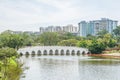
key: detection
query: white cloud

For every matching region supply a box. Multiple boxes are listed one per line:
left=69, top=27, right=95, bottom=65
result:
left=0, top=0, right=120, bottom=32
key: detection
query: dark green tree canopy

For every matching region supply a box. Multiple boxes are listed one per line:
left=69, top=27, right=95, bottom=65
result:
left=97, top=29, right=108, bottom=38
left=0, top=31, right=24, bottom=49
left=38, top=32, right=59, bottom=46
left=58, top=39, right=78, bottom=46
left=113, top=26, right=120, bottom=36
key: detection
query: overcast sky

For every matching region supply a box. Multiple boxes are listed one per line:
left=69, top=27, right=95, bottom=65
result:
left=0, top=0, right=120, bottom=32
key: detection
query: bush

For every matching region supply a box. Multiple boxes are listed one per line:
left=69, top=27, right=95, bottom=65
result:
left=88, top=40, right=106, bottom=54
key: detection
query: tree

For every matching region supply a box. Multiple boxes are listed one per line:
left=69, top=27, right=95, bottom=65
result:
left=97, top=29, right=108, bottom=38
left=19, top=33, right=34, bottom=46
left=113, top=26, right=120, bottom=36
left=0, top=47, right=22, bottom=80
left=0, top=47, right=18, bottom=59
left=88, top=40, right=106, bottom=54
left=86, top=34, right=96, bottom=40
left=77, top=39, right=92, bottom=48
left=58, top=39, right=78, bottom=46
left=107, top=39, right=117, bottom=48
left=102, top=34, right=116, bottom=48
left=113, top=26, right=120, bottom=43
left=38, top=32, right=59, bottom=46
left=0, top=32, right=24, bottom=50
left=57, top=32, right=77, bottom=41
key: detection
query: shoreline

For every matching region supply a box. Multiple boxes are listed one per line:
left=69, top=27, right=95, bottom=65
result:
left=88, top=53, right=120, bottom=59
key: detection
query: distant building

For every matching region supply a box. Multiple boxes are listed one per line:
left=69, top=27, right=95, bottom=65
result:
left=78, top=18, right=118, bottom=37
left=62, top=24, right=78, bottom=34
left=39, top=27, right=46, bottom=34
left=24, top=31, right=34, bottom=35
left=78, top=21, right=87, bottom=36
left=55, top=26, right=62, bottom=32
left=13, top=31, right=23, bottom=34
left=39, top=25, right=78, bottom=35
left=46, top=26, right=55, bottom=32
left=12, top=31, right=40, bottom=35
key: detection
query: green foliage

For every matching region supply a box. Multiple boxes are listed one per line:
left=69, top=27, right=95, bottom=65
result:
left=86, top=34, right=96, bottom=40
left=101, top=34, right=117, bottom=48
left=64, top=32, right=76, bottom=39
left=4, top=59, right=22, bottom=80
left=0, top=59, right=22, bottom=80
left=0, top=47, right=22, bottom=80
left=107, top=39, right=117, bottom=48
left=57, top=32, right=79, bottom=40
left=113, top=26, right=120, bottom=42
left=0, top=32, right=24, bottom=49
left=0, top=47, right=18, bottom=59
left=77, top=40, right=92, bottom=48
left=113, top=26, right=120, bottom=36
left=38, top=32, right=59, bottom=46
left=58, top=39, right=78, bottom=46
left=77, top=33, right=117, bottom=54
left=19, top=33, right=34, bottom=46
left=77, top=39, right=106, bottom=54
left=116, top=36, right=120, bottom=43
left=97, top=29, right=108, bottom=38
left=88, top=40, right=106, bottom=54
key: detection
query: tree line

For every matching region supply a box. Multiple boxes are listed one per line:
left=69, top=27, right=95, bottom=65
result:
left=0, top=26, right=120, bottom=53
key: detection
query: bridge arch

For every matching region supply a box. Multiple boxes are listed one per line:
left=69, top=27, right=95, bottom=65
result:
left=60, top=49, right=64, bottom=55
left=25, top=52, right=29, bottom=55
left=55, top=49, right=59, bottom=55
left=49, top=50, right=53, bottom=55
left=77, top=50, right=80, bottom=56
left=66, top=50, right=70, bottom=55
left=71, top=50, right=75, bottom=55
left=37, top=50, right=41, bottom=56
left=82, top=51, right=85, bottom=55
left=43, top=50, right=47, bottom=55
left=87, top=51, right=91, bottom=54
left=20, top=52, right=23, bottom=56
left=31, top=51, right=35, bottom=55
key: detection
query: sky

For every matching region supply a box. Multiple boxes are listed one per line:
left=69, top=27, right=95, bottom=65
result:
left=0, top=0, right=120, bottom=33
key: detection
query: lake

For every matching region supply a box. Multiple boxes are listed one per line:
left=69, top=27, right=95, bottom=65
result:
left=20, top=55, right=120, bottom=80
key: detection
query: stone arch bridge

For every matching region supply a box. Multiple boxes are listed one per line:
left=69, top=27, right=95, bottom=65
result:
left=18, top=46, right=89, bottom=56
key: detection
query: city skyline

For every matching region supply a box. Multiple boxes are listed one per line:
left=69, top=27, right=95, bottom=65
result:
left=78, top=18, right=118, bottom=36
left=0, top=0, right=120, bottom=32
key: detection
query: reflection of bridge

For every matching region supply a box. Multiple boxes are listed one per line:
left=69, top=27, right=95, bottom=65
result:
left=18, top=46, right=89, bottom=56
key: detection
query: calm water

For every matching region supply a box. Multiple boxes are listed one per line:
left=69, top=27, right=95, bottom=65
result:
left=20, top=55, right=120, bottom=80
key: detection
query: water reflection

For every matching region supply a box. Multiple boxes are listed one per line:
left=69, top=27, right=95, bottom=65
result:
left=20, top=56, right=120, bottom=80
left=79, top=59, right=120, bottom=65
left=78, top=59, right=120, bottom=80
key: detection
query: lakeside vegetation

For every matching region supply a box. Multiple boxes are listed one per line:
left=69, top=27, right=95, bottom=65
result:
left=0, top=48, right=22, bottom=80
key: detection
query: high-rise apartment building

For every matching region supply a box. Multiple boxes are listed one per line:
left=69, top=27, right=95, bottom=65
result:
left=39, top=25, right=78, bottom=35
left=78, top=21, right=87, bottom=36
left=62, top=24, right=78, bottom=33
left=78, top=18, right=118, bottom=37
